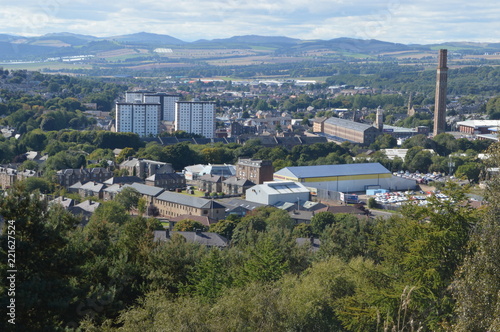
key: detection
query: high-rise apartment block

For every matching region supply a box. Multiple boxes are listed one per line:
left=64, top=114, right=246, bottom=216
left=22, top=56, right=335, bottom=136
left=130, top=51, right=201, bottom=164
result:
left=125, top=91, right=179, bottom=121
left=116, top=102, right=161, bottom=137
left=433, top=49, right=448, bottom=136
left=175, top=101, right=215, bottom=138
left=143, top=92, right=179, bottom=121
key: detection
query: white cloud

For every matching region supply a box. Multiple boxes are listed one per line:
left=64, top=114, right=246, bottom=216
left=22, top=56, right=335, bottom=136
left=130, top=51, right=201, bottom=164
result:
left=0, top=0, right=499, bottom=43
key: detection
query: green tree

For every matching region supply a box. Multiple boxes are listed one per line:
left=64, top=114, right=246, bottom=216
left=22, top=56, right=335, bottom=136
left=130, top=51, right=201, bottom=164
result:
left=452, top=143, right=500, bottom=331
left=455, top=162, right=482, bottom=183
left=173, top=219, right=208, bottom=232
left=310, top=211, right=337, bottom=235
left=0, top=185, right=80, bottom=330
left=22, top=177, right=53, bottom=194
left=115, top=187, right=141, bottom=211
left=185, top=249, right=231, bottom=301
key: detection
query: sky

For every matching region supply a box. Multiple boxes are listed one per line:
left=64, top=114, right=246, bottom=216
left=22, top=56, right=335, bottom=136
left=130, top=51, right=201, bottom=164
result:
left=1, top=0, right=499, bottom=44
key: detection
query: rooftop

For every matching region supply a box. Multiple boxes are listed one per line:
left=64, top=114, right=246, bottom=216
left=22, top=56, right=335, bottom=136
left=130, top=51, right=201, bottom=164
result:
left=274, top=163, right=390, bottom=179
left=324, top=117, right=376, bottom=132
left=156, top=191, right=225, bottom=209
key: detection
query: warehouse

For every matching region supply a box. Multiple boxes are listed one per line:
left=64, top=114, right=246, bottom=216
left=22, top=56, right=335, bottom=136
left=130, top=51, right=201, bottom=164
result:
left=245, top=181, right=310, bottom=206
left=273, top=163, right=417, bottom=193
left=313, top=117, right=380, bottom=145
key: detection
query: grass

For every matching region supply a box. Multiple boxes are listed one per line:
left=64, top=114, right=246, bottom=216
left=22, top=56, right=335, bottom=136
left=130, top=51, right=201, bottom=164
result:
left=176, top=189, right=207, bottom=198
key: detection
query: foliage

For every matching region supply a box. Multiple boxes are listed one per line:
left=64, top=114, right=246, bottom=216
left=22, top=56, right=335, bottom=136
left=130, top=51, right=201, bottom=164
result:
left=115, top=187, right=141, bottom=211
left=173, top=219, right=208, bottom=232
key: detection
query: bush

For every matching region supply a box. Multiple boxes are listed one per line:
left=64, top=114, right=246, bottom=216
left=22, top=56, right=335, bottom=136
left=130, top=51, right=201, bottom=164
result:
left=367, top=197, right=377, bottom=209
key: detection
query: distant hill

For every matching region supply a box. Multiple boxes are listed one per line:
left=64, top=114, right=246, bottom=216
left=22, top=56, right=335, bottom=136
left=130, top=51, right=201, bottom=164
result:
left=103, top=32, right=186, bottom=45
left=200, top=35, right=301, bottom=45
left=0, top=34, right=20, bottom=42
left=1, top=32, right=500, bottom=62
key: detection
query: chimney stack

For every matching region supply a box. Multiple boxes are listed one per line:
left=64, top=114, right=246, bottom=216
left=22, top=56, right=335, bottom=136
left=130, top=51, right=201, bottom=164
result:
left=433, top=49, right=448, bottom=136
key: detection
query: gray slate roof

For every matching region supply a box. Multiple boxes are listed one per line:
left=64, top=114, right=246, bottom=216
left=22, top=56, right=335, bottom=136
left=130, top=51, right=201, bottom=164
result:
left=325, top=117, right=376, bottom=132
left=156, top=191, right=225, bottom=209
left=104, top=176, right=143, bottom=185
left=153, top=230, right=229, bottom=247
left=122, top=183, right=165, bottom=197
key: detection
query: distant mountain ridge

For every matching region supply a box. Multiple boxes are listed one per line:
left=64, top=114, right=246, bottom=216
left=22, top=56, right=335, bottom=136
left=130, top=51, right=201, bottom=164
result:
left=1, top=31, right=499, bottom=60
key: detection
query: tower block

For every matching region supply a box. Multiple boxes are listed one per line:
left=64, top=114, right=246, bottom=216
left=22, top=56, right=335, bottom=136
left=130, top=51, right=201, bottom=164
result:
left=433, top=49, right=448, bottom=136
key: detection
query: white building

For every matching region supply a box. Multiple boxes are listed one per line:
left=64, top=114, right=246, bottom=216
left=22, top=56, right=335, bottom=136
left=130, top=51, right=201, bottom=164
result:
left=144, top=92, right=179, bottom=122
left=245, top=181, right=310, bottom=206
left=115, top=102, right=161, bottom=137
left=125, top=90, right=152, bottom=103
left=175, top=101, right=215, bottom=138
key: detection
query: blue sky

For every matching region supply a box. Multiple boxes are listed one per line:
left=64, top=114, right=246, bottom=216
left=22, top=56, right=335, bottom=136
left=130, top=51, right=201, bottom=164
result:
left=1, top=0, right=499, bottom=44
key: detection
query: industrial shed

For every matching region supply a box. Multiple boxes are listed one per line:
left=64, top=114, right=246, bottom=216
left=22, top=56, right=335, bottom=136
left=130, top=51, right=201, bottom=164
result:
left=274, top=163, right=417, bottom=193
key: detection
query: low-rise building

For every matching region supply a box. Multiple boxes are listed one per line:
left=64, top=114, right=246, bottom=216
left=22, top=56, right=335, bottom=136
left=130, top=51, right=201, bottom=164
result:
left=78, top=181, right=105, bottom=199
left=119, top=158, right=174, bottom=179
left=145, top=173, right=186, bottom=190
left=222, top=177, right=255, bottom=195
left=245, top=181, right=310, bottom=205
left=57, top=167, right=112, bottom=187
left=198, top=174, right=223, bottom=193
left=154, top=191, right=226, bottom=221
left=153, top=229, right=229, bottom=248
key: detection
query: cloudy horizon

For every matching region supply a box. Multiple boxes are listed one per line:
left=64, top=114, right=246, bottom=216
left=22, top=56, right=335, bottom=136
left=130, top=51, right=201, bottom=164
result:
left=1, top=0, right=499, bottom=44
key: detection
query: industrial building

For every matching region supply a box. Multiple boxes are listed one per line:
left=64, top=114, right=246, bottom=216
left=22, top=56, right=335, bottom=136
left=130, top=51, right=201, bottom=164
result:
left=313, top=117, right=381, bottom=145
left=245, top=181, right=310, bottom=206
left=273, top=163, right=417, bottom=193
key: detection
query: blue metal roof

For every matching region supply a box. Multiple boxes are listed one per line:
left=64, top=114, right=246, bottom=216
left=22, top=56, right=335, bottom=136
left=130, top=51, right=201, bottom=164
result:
left=275, top=163, right=390, bottom=179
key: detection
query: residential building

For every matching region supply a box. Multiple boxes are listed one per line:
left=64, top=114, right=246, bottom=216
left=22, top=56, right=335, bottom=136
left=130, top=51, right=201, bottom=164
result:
left=154, top=191, right=226, bottom=221
left=119, top=158, right=174, bottom=179
left=222, top=177, right=255, bottom=195
left=115, top=102, right=161, bottom=137
left=0, top=167, right=38, bottom=189
left=78, top=181, right=105, bottom=199
left=236, top=158, right=273, bottom=184
left=145, top=173, right=186, bottom=190
left=121, top=183, right=165, bottom=204
left=56, top=168, right=112, bottom=187
left=198, top=174, right=223, bottom=193
left=103, top=176, right=144, bottom=185
left=175, top=101, right=215, bottom=138
left=153, top=229, right=229, bottom=248
left=144, top=92, right=180, bottom=121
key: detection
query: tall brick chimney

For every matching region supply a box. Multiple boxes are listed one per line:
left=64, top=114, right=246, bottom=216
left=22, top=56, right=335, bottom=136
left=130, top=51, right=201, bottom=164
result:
left=433, top=49, right=448, bottom=136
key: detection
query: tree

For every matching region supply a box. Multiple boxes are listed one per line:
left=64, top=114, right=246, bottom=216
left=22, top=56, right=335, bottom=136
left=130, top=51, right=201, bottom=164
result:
left=173, top=219, right=208, bottom=232
left=0, top=185, right=81, bottom=330
left=185, top=249, right=231, bottom=301
left=116, top=147, right=135, bottom=164
left=22, top=177, right=53, bottom=194
left=115, top=187, right=141, bottom=211
left=238, top=234, right=290, bottom=284
left=455, top=162, right=482, bottom=183
left=319, top=214, right=375, bottom=261
left=209, top=218, right=239, bottom=240
left=452, top=143, right=500, bottom=331
left=310, top=211, right=337, bottom=235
